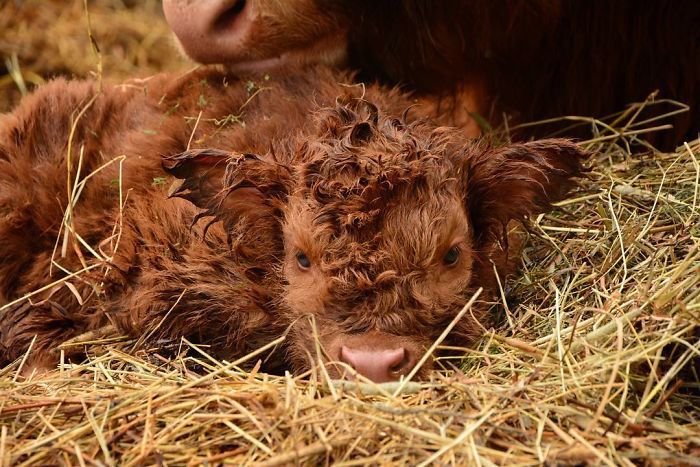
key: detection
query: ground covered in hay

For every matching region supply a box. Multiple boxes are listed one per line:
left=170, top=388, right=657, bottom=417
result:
left=0, top=0, right=186, bottom=112
left=1, top=1, right=698, bottom=465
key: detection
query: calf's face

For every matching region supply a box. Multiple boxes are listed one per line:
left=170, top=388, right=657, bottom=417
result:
left=164, top=103, right=586, bottom=382
left=281, top=156, right=476, bottom=382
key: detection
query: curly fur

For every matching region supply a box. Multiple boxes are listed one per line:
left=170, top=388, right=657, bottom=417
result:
left=0, top=65, right=587, bottom=378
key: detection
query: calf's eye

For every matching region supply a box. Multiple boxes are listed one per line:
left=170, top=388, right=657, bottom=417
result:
left=443, top=246, right=460, bottom=266
left=296, top=252, right=311, bottom=270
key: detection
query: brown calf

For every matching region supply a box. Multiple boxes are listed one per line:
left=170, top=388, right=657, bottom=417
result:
left=164, top=0, right=700, bottom=147
left=0, top=66, right=586, bottom=380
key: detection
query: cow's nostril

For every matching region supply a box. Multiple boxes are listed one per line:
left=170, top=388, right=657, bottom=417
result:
left=213, top=0, right=247, bottom=31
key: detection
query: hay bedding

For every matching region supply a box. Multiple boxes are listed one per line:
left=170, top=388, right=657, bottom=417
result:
left=0, top=0, right=186, bottom=113
left=1, top=2, right=699, bottom=465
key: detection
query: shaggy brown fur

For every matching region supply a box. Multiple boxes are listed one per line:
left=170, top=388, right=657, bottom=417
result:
left=164, top=0, right=700, bottom=147
left=0, top=65, right=586, bottom=379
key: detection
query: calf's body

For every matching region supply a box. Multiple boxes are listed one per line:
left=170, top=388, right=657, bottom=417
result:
left=0, top=66, right=586, bottom=380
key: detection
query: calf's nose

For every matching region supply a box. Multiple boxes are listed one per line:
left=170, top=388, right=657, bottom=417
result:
left=339, top=346, right=411, bottom=383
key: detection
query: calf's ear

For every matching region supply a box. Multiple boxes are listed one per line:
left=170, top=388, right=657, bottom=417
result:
left=466, top=139, right=589, bottom=243
left=162, top=148, right=292, bottom=232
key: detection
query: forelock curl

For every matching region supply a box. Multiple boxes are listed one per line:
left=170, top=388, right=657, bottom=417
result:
left=295, top=99, right=461, bottom=233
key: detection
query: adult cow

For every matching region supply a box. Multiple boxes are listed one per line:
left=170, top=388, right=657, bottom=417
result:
left=163, top=0, right=700, bottom=147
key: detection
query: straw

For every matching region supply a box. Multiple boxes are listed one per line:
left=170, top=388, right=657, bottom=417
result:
left=1, top=1, right=698, bottom=464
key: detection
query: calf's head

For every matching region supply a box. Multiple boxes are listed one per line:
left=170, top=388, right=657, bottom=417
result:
left=164, top=101, right=586, bottom=382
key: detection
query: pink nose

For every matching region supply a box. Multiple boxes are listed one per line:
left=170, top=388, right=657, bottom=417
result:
left=163, top=0, right=251, bottom=63
left=339, top=346, right=412, bottom=383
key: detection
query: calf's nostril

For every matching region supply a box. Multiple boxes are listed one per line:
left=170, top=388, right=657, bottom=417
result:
left=389, top=352, right=410, bottom=375
left=386, top=347, right=407, bottom=371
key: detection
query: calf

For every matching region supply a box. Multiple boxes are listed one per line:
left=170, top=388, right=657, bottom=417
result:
left=163, top=0, right=700, bottom=147
left=0, top=66, right=586, bottom=380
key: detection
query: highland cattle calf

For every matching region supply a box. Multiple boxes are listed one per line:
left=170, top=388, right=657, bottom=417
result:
left=0, top=66, right=586, bottom=380
left=163, top=0, right=700, bottom=147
